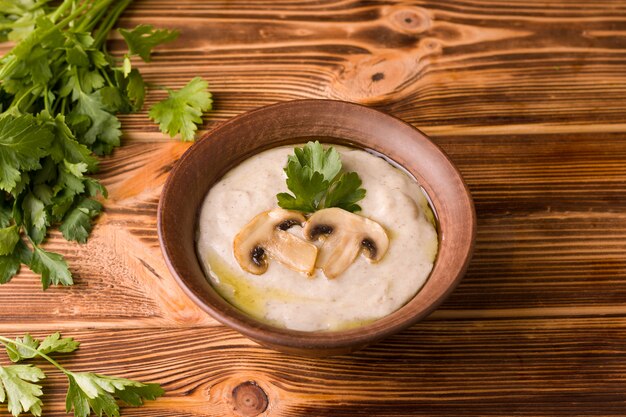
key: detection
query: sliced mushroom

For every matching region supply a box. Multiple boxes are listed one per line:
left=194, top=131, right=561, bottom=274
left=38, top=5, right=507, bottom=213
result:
left=233, top=208, right=318, bottom=275
left=302, top=208, right=389, bottom=279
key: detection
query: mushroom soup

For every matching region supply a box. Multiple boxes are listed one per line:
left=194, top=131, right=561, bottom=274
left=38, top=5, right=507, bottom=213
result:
left=196, top=144, right=438, bottom=331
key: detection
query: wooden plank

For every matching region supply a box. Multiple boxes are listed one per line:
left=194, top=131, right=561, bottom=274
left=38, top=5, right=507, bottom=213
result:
left=1, top=320, right=626, bottom=416
left=115, top=0, right=626, bottom=129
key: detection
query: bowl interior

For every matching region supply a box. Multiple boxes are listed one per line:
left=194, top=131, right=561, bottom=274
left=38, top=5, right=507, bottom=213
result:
left=158, top=100, right=475, bottom=353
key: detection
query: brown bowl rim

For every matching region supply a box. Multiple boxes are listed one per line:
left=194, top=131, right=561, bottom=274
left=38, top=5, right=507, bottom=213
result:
left=158, top=99, right=476, bottom=352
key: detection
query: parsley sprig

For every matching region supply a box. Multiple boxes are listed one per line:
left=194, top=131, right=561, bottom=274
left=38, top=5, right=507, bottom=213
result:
left=277, top=141, right=366, bottom=213
left=0, top=1, right=212, bottom=289
left=149, top=77, right=212, bottom=142
left=0, top=332, right=163, bottom=417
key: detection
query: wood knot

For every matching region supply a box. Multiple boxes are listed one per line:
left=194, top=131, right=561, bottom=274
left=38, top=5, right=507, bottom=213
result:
left=232, top=381, right=268, bottom=416
left=330, top=51, right=434, bottom=105
left=371, top=72, right=385, bottom=82
left=387, top=6, right=432, bottom=34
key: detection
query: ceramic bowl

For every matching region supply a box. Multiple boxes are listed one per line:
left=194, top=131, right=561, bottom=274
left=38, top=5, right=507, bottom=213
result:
left=158, top=99, right=475, bottom=356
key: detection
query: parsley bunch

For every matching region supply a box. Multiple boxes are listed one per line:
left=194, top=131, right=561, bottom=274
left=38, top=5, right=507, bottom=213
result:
left=0, top=0, right=212, bottom=289
left=0, top=332, right=163, bottom=417
left=277, top=141, right=366, bottom=213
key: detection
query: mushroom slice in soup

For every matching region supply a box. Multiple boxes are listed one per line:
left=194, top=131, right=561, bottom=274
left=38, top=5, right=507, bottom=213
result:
left=303, top=208, right=390, bottom=279
left=233, top=208, right=318, bottom=276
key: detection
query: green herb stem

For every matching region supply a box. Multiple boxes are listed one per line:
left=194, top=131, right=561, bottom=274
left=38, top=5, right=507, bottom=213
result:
left=10, top=85, right=37, bottom=110
left=54, top=1, right=92, bottom=33
left=0, top=1, right=90, bottom=81
left=93, top=0, right=133, bottom=49
left=44, top=87, right=51, bottom=112
left=49, top=0, right=74, bottom=24
left=78, top=2, right=110, bottom=33
left=0, top=21, right=34, bottom=30
left=100, top=66, right=115, bottom=87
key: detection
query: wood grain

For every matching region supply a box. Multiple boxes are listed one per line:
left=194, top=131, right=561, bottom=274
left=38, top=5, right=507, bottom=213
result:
left=4, top=321, right=626, bottom=416
left=2, top=0, right=626, bottom=415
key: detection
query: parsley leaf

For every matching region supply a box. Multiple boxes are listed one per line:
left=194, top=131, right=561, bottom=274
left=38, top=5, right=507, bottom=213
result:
left=30, top=244, right=72, bottom=290
left=0, top=365, right=44, bottom=417
left=39, top=112, right=98, bottom=171
left=0, top=253, right=20, bottom=284
left=66, top=372, right=164, bottom=417
left=37, top=332, right=80, bottom=356
left=291, top=141, right=341, bottom=182
left=71, top=91, right=122, bottom=155
left=0, top=332, right=163, bottom=417
left=0, top=202, right=11, bottom=227
left=277, top=142, right=366, bottom=213
left=149, top=77, right=212, bottom=141
left=119, top=24, right=179, bottom=62
left=59, top=198, right=102, bottom=243
left=22, top=194, right=47, bottom=245
left=0, top=115, right=53, bottom=193
left=6, top=332, right=79, bottom=363
left=125, top=69, right=146, bottom=111
left=324, top=172, right=367, bottom=213
left=276, top=160, right=328, bottom=213
left=5, top=335, right=39, bottom=363
left=0, top=225, right=19, bottom=256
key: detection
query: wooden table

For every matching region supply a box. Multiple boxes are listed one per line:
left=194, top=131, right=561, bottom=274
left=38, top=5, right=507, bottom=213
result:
left=3, top=0, right=626, bottom=415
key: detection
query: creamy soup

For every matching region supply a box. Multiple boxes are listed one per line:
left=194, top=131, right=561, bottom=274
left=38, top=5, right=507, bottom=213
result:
left=196, top=145, right=438, bottom=331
